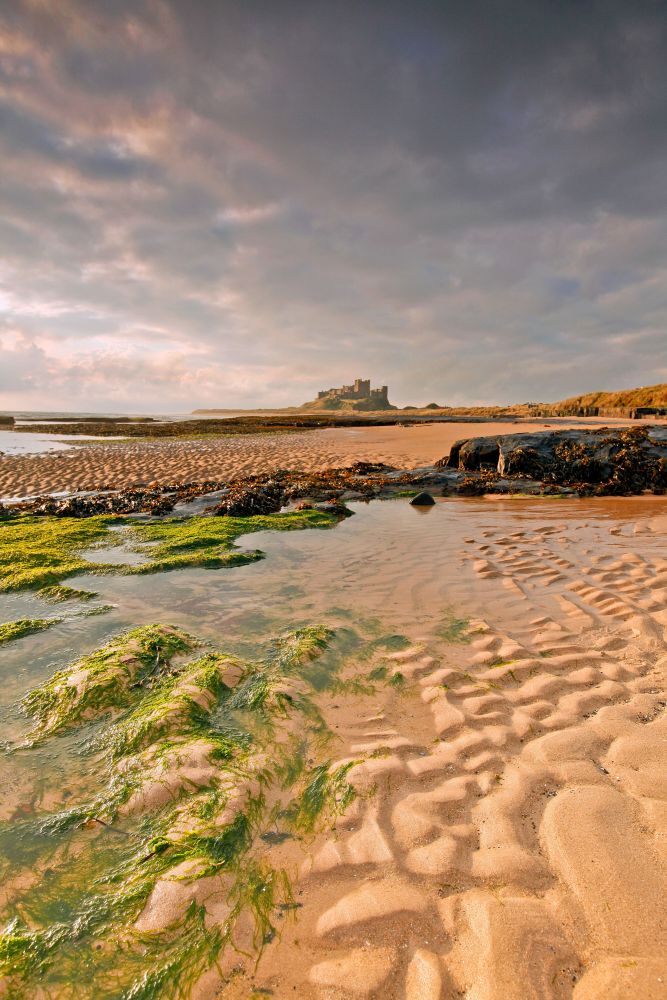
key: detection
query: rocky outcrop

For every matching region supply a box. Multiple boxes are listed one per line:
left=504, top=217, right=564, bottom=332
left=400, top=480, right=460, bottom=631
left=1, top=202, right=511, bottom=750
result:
left=439, top=426, right=667, bottom=494
left=211, top=484, right=284, bottom=517
left=410, top=492, right=436, bottom=506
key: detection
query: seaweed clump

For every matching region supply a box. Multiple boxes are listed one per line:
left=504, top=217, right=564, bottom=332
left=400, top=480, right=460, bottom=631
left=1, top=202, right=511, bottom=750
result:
left=0, top=515, right=112, bottom=593
left=23, top=624, right=196, bottom=740
left=124, top=509, right=334, bottom=575
left=545, top=427, right=667, bottom=495
left=0, top=618, right=61, bottom=646
left=0, top=620, right=370, bottom=999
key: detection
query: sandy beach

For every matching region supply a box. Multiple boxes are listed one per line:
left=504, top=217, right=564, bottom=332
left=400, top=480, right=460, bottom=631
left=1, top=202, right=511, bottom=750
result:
left=212, top=496, right=667, bottom=998
left=0, top=417, right=658, bottom=498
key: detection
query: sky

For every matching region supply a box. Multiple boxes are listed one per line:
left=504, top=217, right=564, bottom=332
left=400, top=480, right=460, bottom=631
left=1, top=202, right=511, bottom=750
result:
left=1, top=0, right=666, bottom=412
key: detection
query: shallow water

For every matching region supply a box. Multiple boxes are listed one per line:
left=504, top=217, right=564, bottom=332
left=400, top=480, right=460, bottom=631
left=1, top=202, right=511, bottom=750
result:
left=0, top=431, right=124, bottom=456
left=1, top=494, right=666, bottom=996
left=2, top=496, right=665, bottom=720
left=1, top=495, right=663, bottom=749
left=0, top=431, right=75, bottom=455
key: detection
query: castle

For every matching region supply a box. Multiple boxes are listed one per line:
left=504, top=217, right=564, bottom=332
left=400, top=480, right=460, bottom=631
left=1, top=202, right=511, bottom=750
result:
left=317, top=378, right=389, bottom=404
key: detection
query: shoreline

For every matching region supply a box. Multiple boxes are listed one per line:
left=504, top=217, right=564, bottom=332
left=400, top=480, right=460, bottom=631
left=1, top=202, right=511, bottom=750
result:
left=1, top=417, right=664, bottom=501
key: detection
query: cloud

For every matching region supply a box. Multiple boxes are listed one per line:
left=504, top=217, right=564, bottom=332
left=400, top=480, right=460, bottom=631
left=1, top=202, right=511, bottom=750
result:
left=0, top=0, right=666, bottom=411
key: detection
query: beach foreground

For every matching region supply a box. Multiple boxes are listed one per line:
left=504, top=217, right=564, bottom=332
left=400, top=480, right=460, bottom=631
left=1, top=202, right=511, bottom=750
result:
left=1, top=496, right=666, bottom=997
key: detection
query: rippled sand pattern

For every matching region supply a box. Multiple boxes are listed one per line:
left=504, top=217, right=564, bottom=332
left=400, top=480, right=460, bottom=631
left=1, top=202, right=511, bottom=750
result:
left=223, top=501, right=667, bottom=999
left=2, top=498, right=666, bottom=998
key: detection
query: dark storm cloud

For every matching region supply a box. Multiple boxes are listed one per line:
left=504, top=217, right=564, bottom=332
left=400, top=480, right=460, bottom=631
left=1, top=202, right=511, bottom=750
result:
left=0, top=0, right=666, bottom=409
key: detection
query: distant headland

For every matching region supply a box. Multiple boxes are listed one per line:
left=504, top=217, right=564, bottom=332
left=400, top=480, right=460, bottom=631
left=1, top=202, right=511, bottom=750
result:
left=300, top=377, right=396, bottom=411
left=192, top=381, right=667, bottom=418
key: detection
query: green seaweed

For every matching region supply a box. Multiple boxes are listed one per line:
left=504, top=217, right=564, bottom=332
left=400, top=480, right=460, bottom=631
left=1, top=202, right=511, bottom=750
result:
left=0, top=509, right=336, bottom=595
left=356, top=633, right=411, bottom=660
left=123, top=903, right=223, bottom=1000
left=389, top=670, right=406, bottom=688
left=0, top=614, right=398, bottom=999
left=41, top=585, right=98, bottom=603
left=437, top=611, right=472, bottom=644
left=270, top=625, right=334, bottom=670
left=225, top=858, right=292, bottom=953
left=76, top=604, right=114, bottom=618
left=328, top=675, right=375, bottom=696
left=124, top=510, right=335, bottom=576
left=99, top=653, right=241, bottom=761
left=0, top=839, right=226, bottom=997
left=0, top=914, right=65, bottom=982
left=22, top=624, right=196, bottom=739
left=283, top=761, right=357, bottom=835
left=0, top=515, right=113, bottom=592
left=227, top=626, right=335, bottom=723
left=0, top=618, right=61, bottom=646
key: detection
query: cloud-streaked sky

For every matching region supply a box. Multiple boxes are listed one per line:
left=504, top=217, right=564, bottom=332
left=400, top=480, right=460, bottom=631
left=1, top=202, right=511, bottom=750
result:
left=1, top=0, right=666, bottom=411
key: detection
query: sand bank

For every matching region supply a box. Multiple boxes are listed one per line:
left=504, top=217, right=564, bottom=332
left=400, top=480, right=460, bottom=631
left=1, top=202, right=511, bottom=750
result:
left=0, top=417, right=657, bottom=498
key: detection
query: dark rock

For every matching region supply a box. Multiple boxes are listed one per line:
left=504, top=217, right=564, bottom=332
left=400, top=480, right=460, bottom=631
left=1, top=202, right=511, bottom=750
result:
left=437, top=425, right=667, bottom=495
left=459, top=438, right=500, bottom=470
left=347, top=461, right=397, bottom=474
left=339, top=490, right=368, bottom=501
left=312, top=501, right=353, bottom=518
left=410, top=491, right=435, bottom=506
left=437, top=437, right=500, bottom=470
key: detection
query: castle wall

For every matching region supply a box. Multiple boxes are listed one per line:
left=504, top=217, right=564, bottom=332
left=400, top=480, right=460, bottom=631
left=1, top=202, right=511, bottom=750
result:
left=317, top=378, right=390, bottom=403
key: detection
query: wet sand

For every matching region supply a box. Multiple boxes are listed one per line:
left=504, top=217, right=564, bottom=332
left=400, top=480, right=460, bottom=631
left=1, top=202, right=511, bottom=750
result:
left=214, top=496, right=667, bottom=999
left=0, top=417, right=657, bottom=498
left=2, top=477, right=667, bottom=994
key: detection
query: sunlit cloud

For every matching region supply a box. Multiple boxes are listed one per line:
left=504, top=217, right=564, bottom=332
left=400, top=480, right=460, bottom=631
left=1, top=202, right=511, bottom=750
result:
left=1, top=0, right=666, bottom=411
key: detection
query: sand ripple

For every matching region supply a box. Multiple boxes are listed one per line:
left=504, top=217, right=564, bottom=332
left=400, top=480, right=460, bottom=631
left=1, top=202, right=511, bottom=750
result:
left=226, top=508, right=667, bottom=998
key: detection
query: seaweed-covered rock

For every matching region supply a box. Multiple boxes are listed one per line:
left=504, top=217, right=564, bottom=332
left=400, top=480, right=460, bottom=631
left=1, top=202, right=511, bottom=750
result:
left=212, top=485, right=285, bottom=517
left=347, top=461, right=397, bottom=474
left=25, top=491, right=175, bottom=517
left=438, top=425, right=667, bottom=494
